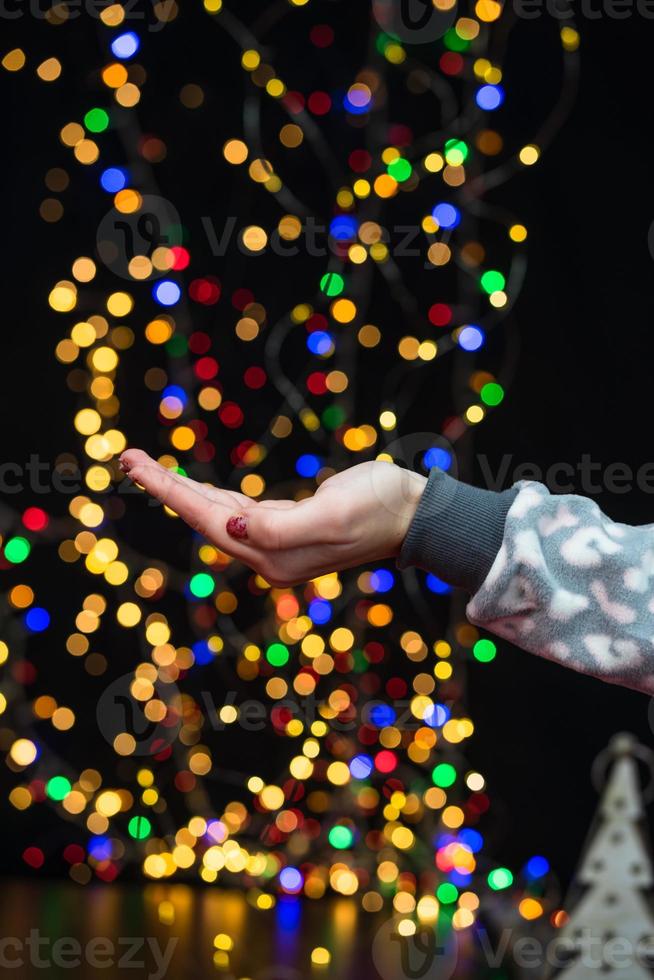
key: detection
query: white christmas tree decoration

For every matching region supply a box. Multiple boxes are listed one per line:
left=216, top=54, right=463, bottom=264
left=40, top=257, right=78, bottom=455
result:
left=554, top=733, right=654, bottom=977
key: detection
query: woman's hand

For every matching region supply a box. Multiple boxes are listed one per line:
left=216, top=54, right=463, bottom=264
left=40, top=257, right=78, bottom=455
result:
left=120, top=450, right=426, bottom=587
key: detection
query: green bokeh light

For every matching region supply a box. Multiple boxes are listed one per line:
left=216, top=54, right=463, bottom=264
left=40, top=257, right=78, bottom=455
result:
left=473, top=639, right=497, bottom=663
left=387, top=158, right=412, bottom=182
left=189, top=573, right=215, bottom=599
left=84, top=108, right=109, bottom=133
left=437, top=882, right=459, bottom=904
left=46, top=776, right=72, bottom=801
left=320, top=273, right=345, bottom=297
left=128, top=815, right=152, bottom=840
left=444, top=29, right=470, bottom=52
left=5, top=537, right=31, bottom=564
left=480, top=270, right=506, bottom=294
left=488, top=867, right=514, bottom=891
left=375, top=32, right=398, bottom=54
left=166, top=335, right=187, bottom=357
left=480, top=382, right=504, bottom=407
left=266, top=643, right=290, bottom=667
left=444, top=139, right=469, bottom=165
left=431, top=763, right=457, bottom=788
left=322, top=405, right=346, bottom=430
left=329, top=825, right=354, bottom=849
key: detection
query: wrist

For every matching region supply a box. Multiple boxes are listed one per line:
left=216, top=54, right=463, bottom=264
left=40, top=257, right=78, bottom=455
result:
left=394, top=471, right=427, bottom=555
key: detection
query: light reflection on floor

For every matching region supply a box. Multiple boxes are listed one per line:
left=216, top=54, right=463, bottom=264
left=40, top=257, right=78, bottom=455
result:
left=0, top=880, right=489, bottom=979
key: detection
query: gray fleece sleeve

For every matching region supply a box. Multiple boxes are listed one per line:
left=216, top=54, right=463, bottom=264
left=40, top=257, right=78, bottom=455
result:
left=400, top=473, right=654, bottom=695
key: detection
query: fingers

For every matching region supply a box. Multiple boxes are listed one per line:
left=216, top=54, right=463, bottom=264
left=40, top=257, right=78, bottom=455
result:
left=120, top=449, right=219, bottom=527
left=121, top=449, right=330, bottom=583
left=120, top=450, right=257, bottom=560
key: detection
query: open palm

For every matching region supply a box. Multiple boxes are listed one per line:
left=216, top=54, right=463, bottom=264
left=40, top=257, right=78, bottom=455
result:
left=120, top=449, right=426, bottom=587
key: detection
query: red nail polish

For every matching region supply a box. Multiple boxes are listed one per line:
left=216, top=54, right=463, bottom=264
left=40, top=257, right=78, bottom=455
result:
left=227, top=515, right=248, bottom=540
left=119, top=458, right=131, bottom=473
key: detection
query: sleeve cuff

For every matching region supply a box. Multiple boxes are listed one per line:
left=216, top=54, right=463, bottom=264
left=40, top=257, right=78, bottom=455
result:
left=397, top=468, right=519, bottom=593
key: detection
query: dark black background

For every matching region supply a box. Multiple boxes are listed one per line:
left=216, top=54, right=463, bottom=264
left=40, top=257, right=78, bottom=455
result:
left=1, top=2, right=654, bottom=896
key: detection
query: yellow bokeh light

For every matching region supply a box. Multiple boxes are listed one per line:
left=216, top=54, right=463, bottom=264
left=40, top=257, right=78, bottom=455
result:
left=561, top=26, right=580, bottom=51
left=101, top=4, right=126, bottom=25
left=49, top=281, right=77, bottom=312
left=374, top=174, right=398, bottom=199
left=224, top=139, right=248, bottom=164
left=75, top=409, right=102, bottom=436
left=171, top=426, right=196, bottom=451
left=509, top=223, right=528, bottom=243
left=519, top=898, right=544, bottom=920
left=10, top=739, right=38, bottom=766
left=37, top=57, right=62, bottom=82
left=331, top=299, right=357, bottom=324
left=311, top=948, right=331, bottom=966
left=475, top=0, right=503, bottom=20
left=3, top=49, right=26, bottom=72
left=242, top=50, right=261, bottom=71
left=519, top=144, right=541, bottom=166
left=107, top=292, right=134, bottom=317
left=117, top=602, right=142, bottom=627
left=242, top=226, right=268, bottom=252
left=96, top=790, right=122, bottom=817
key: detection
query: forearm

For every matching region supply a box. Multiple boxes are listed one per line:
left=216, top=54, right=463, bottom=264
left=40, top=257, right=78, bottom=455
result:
left=400, top=468, right=654, bottom=695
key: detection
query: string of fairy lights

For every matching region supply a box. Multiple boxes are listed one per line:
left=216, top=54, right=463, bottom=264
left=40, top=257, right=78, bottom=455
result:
left=1, top=0, right=580, bottom=966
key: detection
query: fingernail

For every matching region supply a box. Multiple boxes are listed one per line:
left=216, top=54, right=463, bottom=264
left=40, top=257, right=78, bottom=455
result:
left=227, top=515, right=248, bottom=540
left=119, top=457, right=131, bottom=473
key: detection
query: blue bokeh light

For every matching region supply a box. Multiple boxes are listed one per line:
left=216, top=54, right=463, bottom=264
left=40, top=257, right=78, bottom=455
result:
left=370, top=569, right=394, bottom=593
left=279, top=867, right=303, bottom=892
left=458, top=325, right=485, bottom=351
left=526, top=855, right=550, bottom=879
left=111, top=31, right=140, bottom=60
left=476, top=84, right=504, bottom=111
left=88, top=836, right=111, bottom=861
left=309, top=599, right=332, bottom=624
left=423, top=447, right=452, bottom=471
left=192, top=640, right=213, bottom=665
left=432, top=202, right=461, bottom=229
left=330, top=215, right=358, bottom=241
left=295, top=454, right=321, bottom=478
left=424, top=702, right=451, bottom=728
left=343, top=92, right=372, bottom=115
left=153, top=280, right=182, bottom=307
left=162, top=385, right=188, bottom=405
left=426, top=574, right=452, bottom=595
left=459, top=828, right=484, bottom=853
left=100, top=167, right=128, bottom=193
left=350, top=754, right=374, bottom=779
left=25, top=607, right=50, bottom=633
left=370, top=704, right=396, bottom=728
left=307, top=331, right=334, bottom=356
